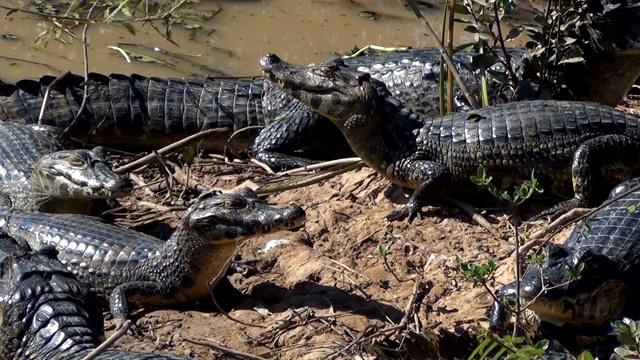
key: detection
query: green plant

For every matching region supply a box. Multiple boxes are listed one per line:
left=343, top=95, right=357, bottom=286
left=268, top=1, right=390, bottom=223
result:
left=463, top=164, right=546, bottom=358
left=612, top=318, right=640, bottom=359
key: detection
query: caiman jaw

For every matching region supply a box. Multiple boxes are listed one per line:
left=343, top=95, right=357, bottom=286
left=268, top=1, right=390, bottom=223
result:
left=259, top=53, right=370, bottom=123
left=187, top=187, right=306, bottom=242
left=34, top=148, right=133, bottom=200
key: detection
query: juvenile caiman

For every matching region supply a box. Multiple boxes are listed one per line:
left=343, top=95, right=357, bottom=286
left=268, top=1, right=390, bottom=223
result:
left=2, top=0, right=639, bottom=170
left=0, top=237, right=193, bottom=359
left=260, top=54, right=640, bottom=221
left=0, top=122, right=132, bottom=214
left=0, top=187, right=305, bottom=322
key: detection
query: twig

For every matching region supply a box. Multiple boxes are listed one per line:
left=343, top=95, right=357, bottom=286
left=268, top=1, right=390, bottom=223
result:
left=442, top=195, right=504, bottom=240
left=278, top=157, right=363, bottom=176
left=207, top=251, right=267, bottom=329
left=63, top=0, right=99, bottom=134
left=328, top=274, right=429, bottom=359
left=153, top=151, right=174, bottom=203
left=256, top=160, right=365, bottom=195
left=167, top=161, right=211, bottom=193
left=529, top=207, right=592, bottom=240
left=37, top=70, right=71, bottom=124
left=80, top=320, right=132, bottom=360
left=404, top=0, right=481, bottom=109
left=129, top=173, right=156, bottom=197
left=183, top=338, right=268, bottom=360
left=0, top=55, right=60, bottom=70
left=210, top=293, right=267, bottom=329
left=113, top=128, right=230, bottom=174
left=250, top=158, right=275, bottom=174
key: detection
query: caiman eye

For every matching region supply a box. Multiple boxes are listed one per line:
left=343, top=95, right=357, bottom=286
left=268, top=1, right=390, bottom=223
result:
left=66, top=154, right=86, bottom=167
left=224, top=197, right=248, bottom=209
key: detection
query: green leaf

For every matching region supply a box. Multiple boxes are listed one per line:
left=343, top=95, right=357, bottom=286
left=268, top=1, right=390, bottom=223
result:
left=576, top=351, right=595, bottom=360
left=120, top=22, right=136, bottom=36
left=467, top=113, right=486, bottom=122
left=183, top=145, right=196, bottom=165
left=470, top=54, right=500, bottom=71
left=378, top=243, right=389, bottom=256
left=505, top=26, right=524, bottom=41
left=450, top=3, right=471, bottom=14
left=629, top=205, right=638, bottom=213
left=254, top=307, right=273, bottom=317
left=500, top=192, right=513, bottom=202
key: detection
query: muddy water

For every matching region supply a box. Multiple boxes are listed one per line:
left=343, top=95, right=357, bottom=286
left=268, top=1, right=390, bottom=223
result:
left=0, top=0, right=533, bottom=83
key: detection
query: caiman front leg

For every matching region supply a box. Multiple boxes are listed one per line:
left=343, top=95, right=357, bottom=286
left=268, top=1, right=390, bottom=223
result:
left=109, top=281, right=174, bottom=322
left=385, top=160, right=451, bottom=222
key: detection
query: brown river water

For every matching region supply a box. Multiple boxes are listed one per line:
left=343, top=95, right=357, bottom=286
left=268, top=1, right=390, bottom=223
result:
left=0, top=0, right=538, bottom=83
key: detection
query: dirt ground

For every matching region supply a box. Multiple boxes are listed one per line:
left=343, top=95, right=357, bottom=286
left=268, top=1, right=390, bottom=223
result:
left=101, top=148, right=583, bottom=359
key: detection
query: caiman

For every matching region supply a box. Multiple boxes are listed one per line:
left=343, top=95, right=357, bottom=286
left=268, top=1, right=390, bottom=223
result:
left=0, top=237, right=193, bottom=359
left=0, top=187, right=305, bottom=321
left=488, top=177, right=640, bottom=357
left=260, top=54, right=640, bottom=221
left=0, top=49, right=525, bottom=170
left=1, top=0, right=639, bottom=170
left=0, top=122, right=132, bottom=214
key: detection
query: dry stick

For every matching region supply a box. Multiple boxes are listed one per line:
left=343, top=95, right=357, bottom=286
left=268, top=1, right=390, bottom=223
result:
left=209, top=292, right=267, bottom=329
left=329, top=275, right=427, bottom=359
left=183, top=338, right=268, bottom=360
left=443, top=195, right=503, bottom=240
left=250, top=158, right=276, bottom=174
left=153, top=150, right=174, bottom=203
left=167, top=161, right=211, bottom=193
left=446, top=0, right=456, bottom=113
left=62, top=0, right=99, bottom=133
left=129, top=173, right=156, bottom=197
left=207, top=252, right=267, bottom=329
left=529, top=207, right=592, bottom=240
left=278, top=157, right=363, bottom=176
left=113, top=128, right=230, bottom=174
left=37, top=70, right=72, bottom=124
left=256, top=160, right=365, bottom=195
left=80, top=320, right=132, bottom=360
left=0, top=55, right=60, bottom=71
left=404, top=0, right=481, bottom=109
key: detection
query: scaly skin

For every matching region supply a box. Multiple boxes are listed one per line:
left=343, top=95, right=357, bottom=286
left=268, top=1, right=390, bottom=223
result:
left=0, top=122, right=132, bottom=214
left=0, top=187, right=305, bottom=320
left=0, top=50, right=523, bottom=170
left=2, top=0, right=640, bottom=172
left=487, top=177, right=640, bottom=358
left=0, top=237, right=192, bottom=359
left=492, top=177, right=640, bottom=328
left=260, top=54, right=640, bottom=221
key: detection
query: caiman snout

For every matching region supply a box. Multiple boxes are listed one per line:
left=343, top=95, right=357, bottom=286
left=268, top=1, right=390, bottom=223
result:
left=259, top=53, right=282, bottom=70
left=187, top=188, right=307, bottom=241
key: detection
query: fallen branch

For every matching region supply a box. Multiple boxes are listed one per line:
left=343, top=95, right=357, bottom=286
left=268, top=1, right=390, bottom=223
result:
left=114, top=128, right=230, bottom=174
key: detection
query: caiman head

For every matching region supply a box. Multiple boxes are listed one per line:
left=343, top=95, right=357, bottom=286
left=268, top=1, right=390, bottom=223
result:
left=185, top=187, right=306, bottom=242
left=260, top=53, right=396, bottom=132
left=30, top=146, right=133, bottom=214
left=519, top=242, right=625, bottom=327
left=167, top=187, right=305, bottom=293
